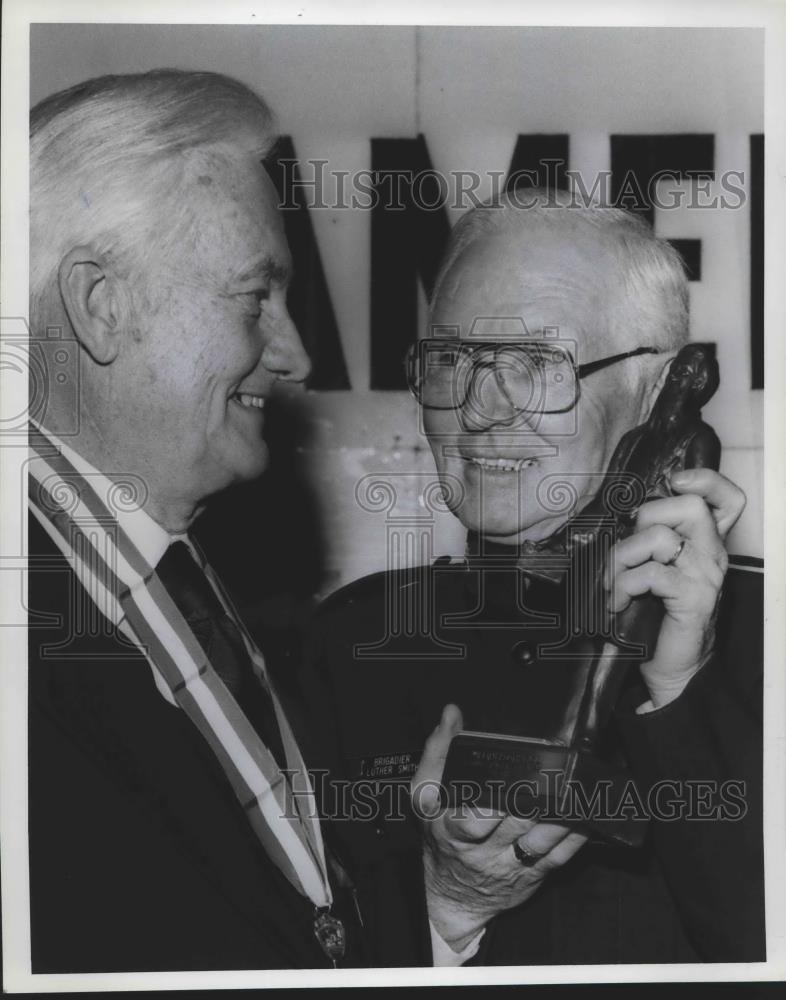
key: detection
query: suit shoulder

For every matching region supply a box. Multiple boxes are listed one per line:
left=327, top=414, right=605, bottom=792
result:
left=724, top=556, right=763, bottom=602
left=727, top=554, right=763, bottom=575
left=313, top=567, right=424, bottom=619
left=714, top=556, right=763, bottom=685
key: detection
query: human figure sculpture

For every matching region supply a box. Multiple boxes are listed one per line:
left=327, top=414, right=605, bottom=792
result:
left=566, top=344, right=722, bottom=756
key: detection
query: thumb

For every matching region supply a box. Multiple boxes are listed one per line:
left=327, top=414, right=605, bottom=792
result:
left=410, top=704, right=463, bottom=818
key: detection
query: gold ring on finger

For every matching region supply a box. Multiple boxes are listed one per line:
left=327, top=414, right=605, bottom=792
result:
left=513, top=841, right=541, bottom=867
left=666, top=538, right=686, bottom=567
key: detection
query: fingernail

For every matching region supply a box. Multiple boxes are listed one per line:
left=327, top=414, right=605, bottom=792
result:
left=440, top=705, right=456, bottom=730
left=671, top=471, right=690, bottom=486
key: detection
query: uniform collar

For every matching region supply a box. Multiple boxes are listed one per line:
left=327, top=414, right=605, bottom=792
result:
left=461, top=531, right=567, bottom=611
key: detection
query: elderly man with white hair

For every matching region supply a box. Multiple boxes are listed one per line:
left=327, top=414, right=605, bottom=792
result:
left=27, top=69, right=453, bottom=972
left=301, top=190, right=764, bottom=966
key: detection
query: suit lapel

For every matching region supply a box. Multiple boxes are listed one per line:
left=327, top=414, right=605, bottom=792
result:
left=28, top=512, right=324, bottom=965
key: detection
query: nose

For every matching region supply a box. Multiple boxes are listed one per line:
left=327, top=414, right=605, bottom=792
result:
left=459, top=367, right=531, bottom=432
left=261, top=303, right=312, bottom=384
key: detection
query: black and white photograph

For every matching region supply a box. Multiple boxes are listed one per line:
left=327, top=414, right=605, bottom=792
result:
left=1, top=1, right=784, bottom=992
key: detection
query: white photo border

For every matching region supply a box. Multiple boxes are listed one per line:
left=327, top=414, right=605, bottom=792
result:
left=2, top=0, right=784, bottom=991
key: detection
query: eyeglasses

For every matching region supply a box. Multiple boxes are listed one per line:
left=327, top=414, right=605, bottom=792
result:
left=405, top=340, right=661, bottom=414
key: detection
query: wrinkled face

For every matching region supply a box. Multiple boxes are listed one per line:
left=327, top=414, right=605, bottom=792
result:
left=423, top=229, right=650, bottom=544
left=108, top=152, right=310, bottom=519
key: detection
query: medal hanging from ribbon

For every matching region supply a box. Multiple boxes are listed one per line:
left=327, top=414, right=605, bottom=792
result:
left=313, top=909, right=347, bottom=963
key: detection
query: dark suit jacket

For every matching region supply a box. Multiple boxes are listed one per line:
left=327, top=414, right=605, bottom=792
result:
left=27, top=513, right=431, bottom=973
left=298, top=555, right=765, bottom=965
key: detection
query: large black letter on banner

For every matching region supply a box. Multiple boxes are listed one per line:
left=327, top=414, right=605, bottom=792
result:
left=610, top=134, right=715, bottom=282
left=268, top=137, right=349, bottom=390
left=370, top=136, right=451, bottom=389
left=506, top=135, right=570, bottom=192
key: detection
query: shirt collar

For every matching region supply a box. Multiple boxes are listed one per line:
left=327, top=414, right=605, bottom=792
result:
left=31, top=421, right=181, bottom=569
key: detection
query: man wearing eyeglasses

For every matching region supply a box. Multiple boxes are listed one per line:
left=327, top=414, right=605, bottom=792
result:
left=300, top=190, right=763, bottom=965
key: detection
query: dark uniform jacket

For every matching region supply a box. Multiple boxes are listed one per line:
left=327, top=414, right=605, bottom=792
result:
left=298, top=553, right=765, bottom=965
left=27, top=513, right=432, bottom=973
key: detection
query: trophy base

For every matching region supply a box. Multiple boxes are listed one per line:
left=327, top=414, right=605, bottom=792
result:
left=442, top=731, right=649, bottom=848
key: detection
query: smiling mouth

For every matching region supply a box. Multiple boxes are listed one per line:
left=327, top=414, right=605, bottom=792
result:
left=232, top=392, right=265, bottom=410
left=464, top=456, right=538, bottom=472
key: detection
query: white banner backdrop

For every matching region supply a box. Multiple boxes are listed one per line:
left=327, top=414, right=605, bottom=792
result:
left=30, top=24, right=764, bottom=591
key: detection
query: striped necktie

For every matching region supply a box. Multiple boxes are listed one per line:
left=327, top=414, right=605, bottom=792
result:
left=156, top=540, right=288, bottom=772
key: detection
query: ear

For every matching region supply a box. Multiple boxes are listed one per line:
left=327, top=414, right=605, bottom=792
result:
left=640, top=354, right=675, bottom=416
left=57, top=247, right=125, bottom=364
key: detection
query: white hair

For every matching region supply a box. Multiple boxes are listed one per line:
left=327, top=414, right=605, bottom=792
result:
left=30, top=70, right=277, bottom=332
left=431, top=187, right=689, bottom=356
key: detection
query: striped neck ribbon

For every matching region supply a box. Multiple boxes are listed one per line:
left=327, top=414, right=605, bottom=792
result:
left=27, top=422, right=333, bottom=911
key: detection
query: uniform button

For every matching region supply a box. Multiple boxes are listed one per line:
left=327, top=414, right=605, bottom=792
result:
left=512, top=641, right=534, bottom=665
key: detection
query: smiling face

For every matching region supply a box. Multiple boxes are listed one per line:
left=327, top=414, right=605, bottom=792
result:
left=96, top=150, right=310, bottom=529
left=424, top=227, right=652, bottom=544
